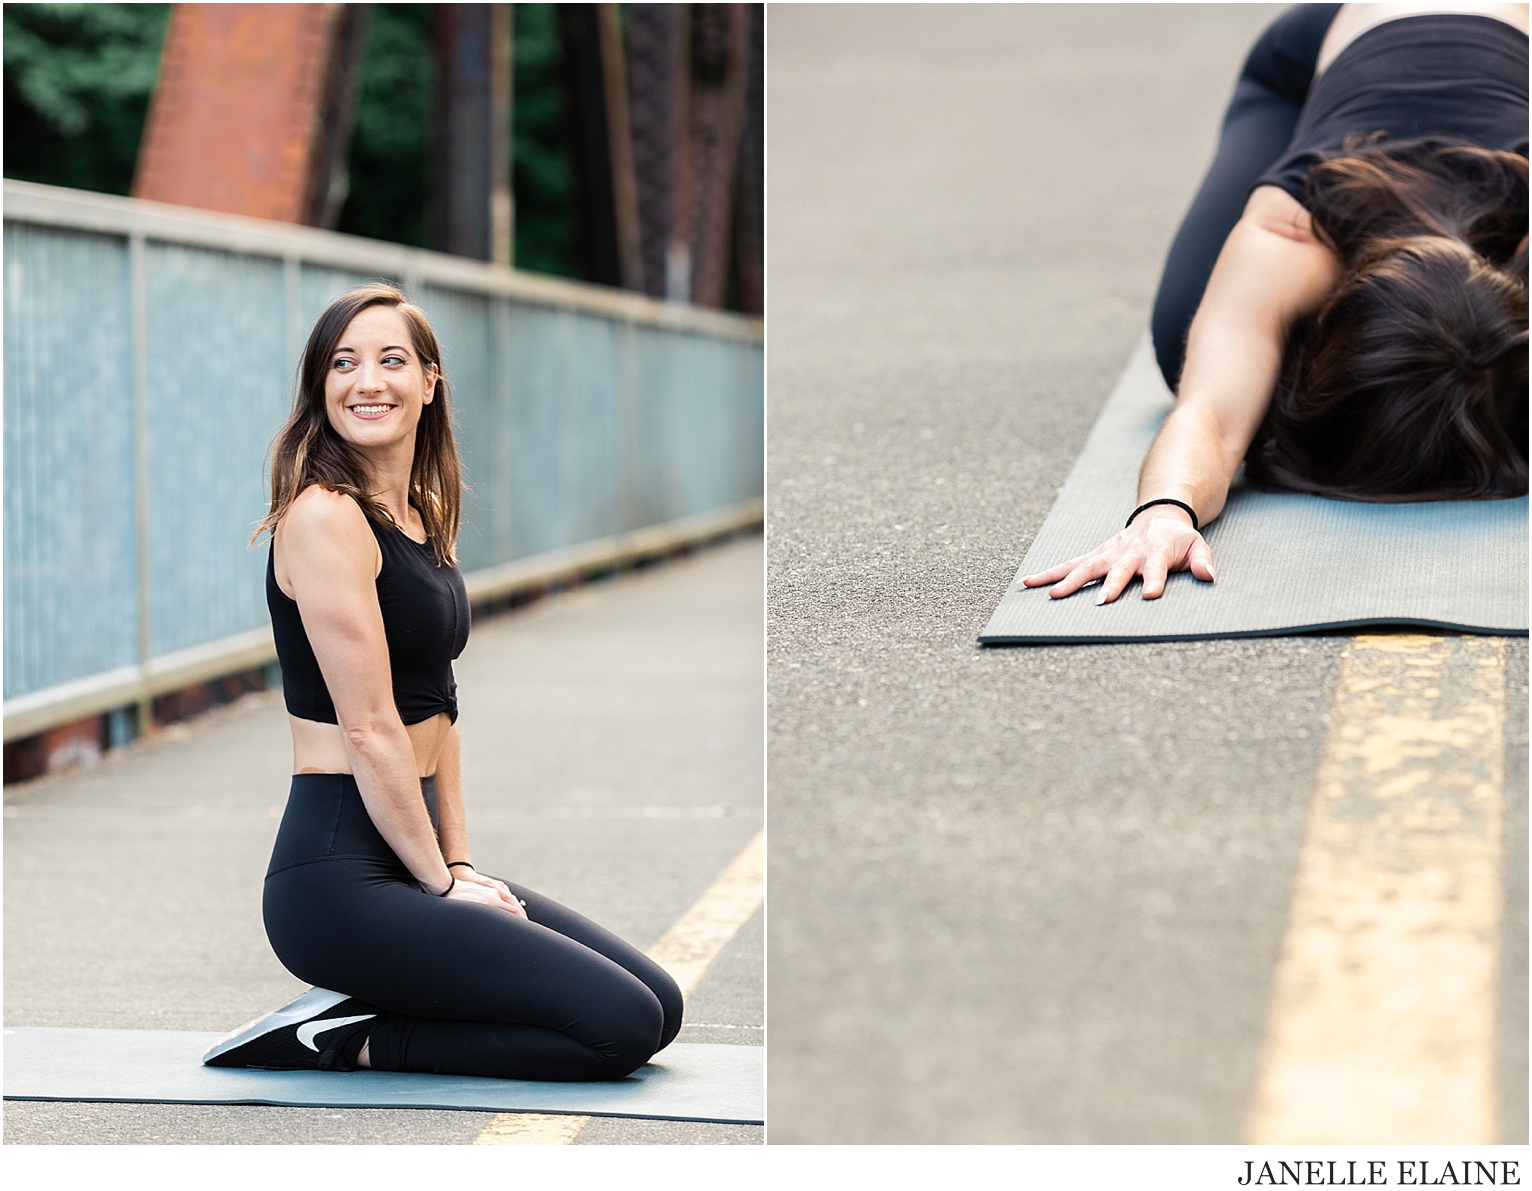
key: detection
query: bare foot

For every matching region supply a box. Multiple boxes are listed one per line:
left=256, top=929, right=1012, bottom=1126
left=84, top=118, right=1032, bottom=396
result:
left=357, top=1038, right=371, bottom=1068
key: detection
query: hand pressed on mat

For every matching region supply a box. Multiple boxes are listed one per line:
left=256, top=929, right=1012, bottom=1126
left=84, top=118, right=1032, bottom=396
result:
left=1020, top=186, right=1332, bottom=607
left=1022, top=504, right=1216, bottom=604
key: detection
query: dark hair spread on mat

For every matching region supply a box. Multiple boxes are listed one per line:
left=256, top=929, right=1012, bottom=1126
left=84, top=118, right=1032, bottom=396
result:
left=1245, top=138, right=1529, bottom=502
left=255, top=283, right=462, bottom=566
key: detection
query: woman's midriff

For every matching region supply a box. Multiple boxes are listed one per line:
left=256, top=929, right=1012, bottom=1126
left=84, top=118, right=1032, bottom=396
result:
left=288, top=710, right=452, bottom=777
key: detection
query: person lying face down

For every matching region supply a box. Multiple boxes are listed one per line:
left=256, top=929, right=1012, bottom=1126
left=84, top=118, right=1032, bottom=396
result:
left=1024, top=2, right=1528, bottom=606
left=1248, top=140, right=1527, bottom=503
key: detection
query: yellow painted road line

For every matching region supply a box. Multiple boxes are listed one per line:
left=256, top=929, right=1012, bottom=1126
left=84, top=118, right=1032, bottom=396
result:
left=471, top=1112, right=591, bottom=1145
left=647, top=828, right=765, bottom=998
left=474, top=829, right=765, bottom=1145
left=1247, top=634, right=1504, bottom=1144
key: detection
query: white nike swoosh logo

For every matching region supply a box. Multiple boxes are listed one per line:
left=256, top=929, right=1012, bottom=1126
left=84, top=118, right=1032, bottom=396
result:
left=297, top=1013, right=375, bottom=1051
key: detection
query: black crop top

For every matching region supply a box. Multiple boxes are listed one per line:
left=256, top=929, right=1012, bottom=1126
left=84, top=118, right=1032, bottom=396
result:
left=1255, top=14, right=1529, bottom=205
left=267, top=511, right=470, bottom=725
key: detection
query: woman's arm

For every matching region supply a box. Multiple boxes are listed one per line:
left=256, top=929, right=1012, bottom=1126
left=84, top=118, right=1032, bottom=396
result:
left=281, top=488, right=456, bottom=892
left=280, top=489, right=511, bottom=919
left=433, top=723, right=526, bottom=916
left=435, top=723, right=469, bottom=870
left=1024, top=186, right=1340, bottom=603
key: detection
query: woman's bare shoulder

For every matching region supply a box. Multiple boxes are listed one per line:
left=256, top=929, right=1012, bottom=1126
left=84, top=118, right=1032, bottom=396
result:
left=275, top=487, right=376, bottom=568
left=272, top=488, right=378, bottom=597
left=283, top=485, right=367, bottom=534
left=1244, top=186, right=1324, bottom=246
left=1191, top=188, right=1342, bottom=337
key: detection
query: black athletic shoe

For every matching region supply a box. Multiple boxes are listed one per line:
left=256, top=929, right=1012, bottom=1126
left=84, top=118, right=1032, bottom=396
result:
left=202, top=987, right=378, bottom=1071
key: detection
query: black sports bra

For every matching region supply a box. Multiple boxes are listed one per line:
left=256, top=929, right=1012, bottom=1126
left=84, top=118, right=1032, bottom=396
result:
left=1256, top=14, right=1529, bottom=206
left=267, top=508, right=470, bottom=726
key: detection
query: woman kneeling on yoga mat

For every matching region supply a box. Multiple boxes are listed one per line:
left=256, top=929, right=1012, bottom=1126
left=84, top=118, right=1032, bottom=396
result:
left=1025, top=3, right=1527, bottom=605
left=202, top=285, right=682, bottom=1080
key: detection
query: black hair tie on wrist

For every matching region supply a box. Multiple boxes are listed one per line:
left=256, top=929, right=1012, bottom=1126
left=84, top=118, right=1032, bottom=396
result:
left=1126, top=498, right=1199, bottom=533
left=446, top=861, right=475, bottom=871
left=432, top=877, right=454, bottom=897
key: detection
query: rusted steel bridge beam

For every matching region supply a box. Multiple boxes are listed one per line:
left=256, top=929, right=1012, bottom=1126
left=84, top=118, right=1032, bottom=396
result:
left=132, top=4, right=366, bottom=228
left=432, top=4, right=513, bottom=264
left=621, top=3, right=762, bottom=311
left=683, top=4, right=750, bottom=311
left=559, top=3, right=641, bottom=290
left=626, top=3, right=691, bottom=300
left=735, top=3, right=764, bottom=316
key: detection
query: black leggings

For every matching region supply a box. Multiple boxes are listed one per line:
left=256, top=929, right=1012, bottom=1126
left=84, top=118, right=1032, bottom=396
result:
left=1149, top=3, right=1342, bottom=391
left=262, top=774, right=683, bottom=1081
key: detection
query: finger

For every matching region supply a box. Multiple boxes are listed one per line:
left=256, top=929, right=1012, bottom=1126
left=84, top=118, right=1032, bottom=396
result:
left=1048, top=557, right=1109, bottom=599
left=1186, top=538, right=1217, bottom=583
left=1022, top=557, right=1086, bottom=587
left=1095, top=556, right=1141, bottom=605
left=1141, top=550, right=1170, bottom=600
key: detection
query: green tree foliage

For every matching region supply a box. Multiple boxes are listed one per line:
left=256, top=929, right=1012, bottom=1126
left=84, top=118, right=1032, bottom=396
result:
left=2, top=3, right=170, bottom=195
left=336, top=4, right=435, bottom=249
left=3, top=2, right=577, bottom=279
left=340, top=3, right=577, bottom=279
left=512, top=4, right=577, bottom=278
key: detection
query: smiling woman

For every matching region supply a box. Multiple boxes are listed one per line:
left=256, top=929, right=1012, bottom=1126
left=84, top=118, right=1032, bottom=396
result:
left=259, top=287, right=459, bottom=569
left=203, top=283, right=685, bottom=1080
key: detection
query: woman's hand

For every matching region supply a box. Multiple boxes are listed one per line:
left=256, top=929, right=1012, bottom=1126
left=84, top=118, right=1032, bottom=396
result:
left=444, top=873, right=528, bottom=918
left=1020, top=186, right=1334, bottom=609
left=1021, top=507, right=1216, bottom=604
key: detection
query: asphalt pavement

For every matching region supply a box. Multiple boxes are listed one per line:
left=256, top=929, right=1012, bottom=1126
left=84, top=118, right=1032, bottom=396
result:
left=4, top=534, right=763, bottom=1145
left=765, top=4, right=1527, bottom=1144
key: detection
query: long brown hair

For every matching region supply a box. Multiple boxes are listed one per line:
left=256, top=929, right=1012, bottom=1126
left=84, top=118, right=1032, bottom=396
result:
left=254, top=284, right=462, bottom=565
left=1245, top=138, right=1528, bottom=501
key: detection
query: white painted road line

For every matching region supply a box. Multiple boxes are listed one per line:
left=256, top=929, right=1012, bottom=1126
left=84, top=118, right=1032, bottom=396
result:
left=474, top=829, right=765, bottom=1145
left=1247, top=634, right=1505, bottom=1143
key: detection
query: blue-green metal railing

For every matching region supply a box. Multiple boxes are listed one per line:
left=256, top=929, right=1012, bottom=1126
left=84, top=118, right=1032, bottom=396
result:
left=4, top=180, right=763, bottom=739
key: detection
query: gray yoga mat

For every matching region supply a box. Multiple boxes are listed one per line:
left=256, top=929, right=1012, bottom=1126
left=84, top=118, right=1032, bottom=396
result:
left=2, top=1028, right=763, bottom=1124
left=980, top=335, right=1528, bottom=645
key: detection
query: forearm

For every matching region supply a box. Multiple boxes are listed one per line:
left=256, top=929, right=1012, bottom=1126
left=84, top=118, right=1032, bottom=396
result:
left=1026, top=193, right=1333, bottom=604
left=427, top=725, right=523, bottom=914
left=346, top=722, right=452, bottom=893
left=1136, top=400, right=1250, bottom=528
left=1142, top=193, right=1342, bottom=522
left=434, top=725, right=470, bottom=866
left=1141, top=260, right=1290, bottom=525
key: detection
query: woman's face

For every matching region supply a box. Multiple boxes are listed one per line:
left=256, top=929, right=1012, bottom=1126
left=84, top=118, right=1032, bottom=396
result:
left=324, top=305, right=438, bottom=454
